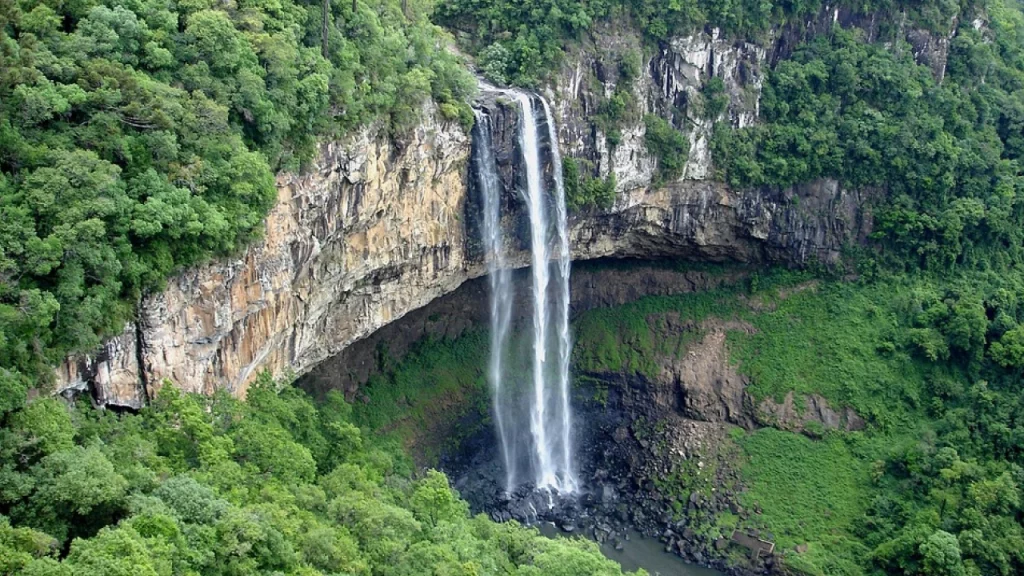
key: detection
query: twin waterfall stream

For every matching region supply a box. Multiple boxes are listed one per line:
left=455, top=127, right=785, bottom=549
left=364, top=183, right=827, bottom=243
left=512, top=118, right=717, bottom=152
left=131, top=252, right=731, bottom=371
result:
left=466, top=89, right=726, bottom=576
left=474, top=90, right=578, bottom=497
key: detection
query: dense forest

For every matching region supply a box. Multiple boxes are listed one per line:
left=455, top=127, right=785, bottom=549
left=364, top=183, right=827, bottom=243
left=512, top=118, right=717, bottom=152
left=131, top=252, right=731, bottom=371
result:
left=3, top=0, right=1024, bottom=574
left=0, top=0, right=475, bottom=402
left=712, top=1, right=1024, bottom=271
left=0, top=376, right=635, bottom=575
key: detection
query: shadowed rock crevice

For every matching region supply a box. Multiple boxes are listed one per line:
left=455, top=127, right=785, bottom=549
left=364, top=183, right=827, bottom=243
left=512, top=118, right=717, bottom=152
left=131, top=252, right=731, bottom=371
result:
left=300, top=261, right=749, bottom=399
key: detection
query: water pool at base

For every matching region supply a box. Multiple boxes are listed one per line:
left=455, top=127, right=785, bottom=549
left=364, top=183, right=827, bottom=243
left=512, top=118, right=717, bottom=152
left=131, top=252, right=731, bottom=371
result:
left=538, top=523, right=725, bottom=576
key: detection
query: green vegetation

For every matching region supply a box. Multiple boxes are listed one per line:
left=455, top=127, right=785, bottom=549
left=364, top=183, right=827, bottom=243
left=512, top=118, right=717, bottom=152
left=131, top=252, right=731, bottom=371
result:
left=0, top=374, right=639, bottom=575
left=701, top=77, right=729, bottom=120
left=737, top=429, right=872, bottom=573
left=572, top=283, right=727, bottom=378
left=0, top=0, right=475, bottom=403
left=643, top=114, right=690, bottom=184
left=436, top=0, right=971, bottom=198
left=569, top=270, right=1024, bottom=576
left=352, top=332, right=489, bottom=458
left=712, top=15, right=1024, bottom=270
left=591, top=48, right=642, bottom=150
left=571, top=268, right=813, bottom=379
left=434, top=0, right=946, bottom=87
left=5, top=0, right=1024, bottom=574
left=563, top=157, right=616, bottom=211
left=728, top=282, right=928, bottom=430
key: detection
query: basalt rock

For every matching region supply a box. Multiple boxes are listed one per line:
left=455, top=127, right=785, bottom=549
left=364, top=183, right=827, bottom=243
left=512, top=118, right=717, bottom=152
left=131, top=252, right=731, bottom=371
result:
left=587, top=313, right=865, bottom=435
left=757, top=391, right=867, bottom=434
left=55, top=12, right=960, bottom=408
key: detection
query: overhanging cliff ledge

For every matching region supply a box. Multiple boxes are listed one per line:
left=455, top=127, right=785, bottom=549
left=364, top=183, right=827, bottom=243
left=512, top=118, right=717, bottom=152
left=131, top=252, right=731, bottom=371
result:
left=56, top=16, right=937, bottom=407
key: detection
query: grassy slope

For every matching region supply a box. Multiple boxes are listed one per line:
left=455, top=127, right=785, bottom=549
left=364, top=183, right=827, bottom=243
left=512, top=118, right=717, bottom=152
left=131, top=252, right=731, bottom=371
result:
left=355, top=269, right=956, bottom=575
left=573, top=273, right=939, bottom=573
left=351, top=331, right=490, bottom=460
left=735, top=429, right=873, bottom=575
left=729, top=282, right=927, bottom=430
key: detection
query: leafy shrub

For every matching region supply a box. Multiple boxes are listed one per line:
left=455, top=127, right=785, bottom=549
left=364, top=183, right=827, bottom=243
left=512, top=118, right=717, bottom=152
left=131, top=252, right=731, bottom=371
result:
left=702, top=76, right=729, bottom=119
left=644, top=114, right=690, bottom=183
left=563, top=157, right=616, bottom=211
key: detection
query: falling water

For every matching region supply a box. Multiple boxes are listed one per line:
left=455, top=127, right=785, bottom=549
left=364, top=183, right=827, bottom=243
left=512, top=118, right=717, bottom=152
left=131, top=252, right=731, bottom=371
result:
left=473, top=110, right=516, bottom=493
left=514, top=91, right=559, bottom=491
left=475, top=88, right=577, bottom=495
left=541, top=97, right=578, bottom=493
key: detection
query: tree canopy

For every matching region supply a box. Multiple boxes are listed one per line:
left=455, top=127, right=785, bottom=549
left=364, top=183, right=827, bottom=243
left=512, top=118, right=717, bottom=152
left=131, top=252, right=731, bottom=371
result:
left=0, top=375, right=641, bottom=576
left=0, top=0, right=475, bottom=403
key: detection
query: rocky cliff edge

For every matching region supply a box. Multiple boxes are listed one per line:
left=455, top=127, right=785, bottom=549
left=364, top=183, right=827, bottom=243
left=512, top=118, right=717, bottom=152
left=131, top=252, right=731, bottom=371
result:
left=55, top=18, right=927, bottom=407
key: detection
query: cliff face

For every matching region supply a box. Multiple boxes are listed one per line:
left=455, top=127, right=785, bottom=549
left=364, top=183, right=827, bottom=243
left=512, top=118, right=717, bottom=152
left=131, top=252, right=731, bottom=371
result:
left=57, top=15, right=945, bottom=407
left=58, top=105, right=476, bottom=406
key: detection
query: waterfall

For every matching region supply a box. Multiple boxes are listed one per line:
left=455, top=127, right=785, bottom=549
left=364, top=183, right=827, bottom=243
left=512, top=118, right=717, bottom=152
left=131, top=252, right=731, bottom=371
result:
left=514, top=91, right=559, bottom=491
left=475, top=88, right=576, bottom=495
left=473, top=110, right=516, bottom=493
left=542, top=98, right=578, bottom=493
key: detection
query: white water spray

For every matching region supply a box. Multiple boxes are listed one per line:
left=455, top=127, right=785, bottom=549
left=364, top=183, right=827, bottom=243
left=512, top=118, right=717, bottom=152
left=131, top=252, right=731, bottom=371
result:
left=515, top=91, right=559, bottom=490
left=475, top=88, right=577, bottom=495
left=474, top=110, right=516, bottom=493
left=541, top=98, right=578, bottom=493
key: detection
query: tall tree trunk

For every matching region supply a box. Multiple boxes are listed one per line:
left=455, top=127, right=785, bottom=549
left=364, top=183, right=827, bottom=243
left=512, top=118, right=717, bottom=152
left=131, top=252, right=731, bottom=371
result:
left=352, top=0, right=356, bottom=15
left=321, top=0, right=329, bottom=59
left=401, top=0, right=408, bottom=18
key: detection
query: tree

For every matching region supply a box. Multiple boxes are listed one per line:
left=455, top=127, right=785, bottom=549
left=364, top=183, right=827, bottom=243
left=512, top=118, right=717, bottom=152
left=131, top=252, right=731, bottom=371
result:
left=13, top=445, right=128, bottom=542
left=63, top=525, right=172, bottom=576
left=152, top=476, right=227, bottom=525
left=990, top=326, right=1024, bottom=368
left=322, top=0, right=330, bottom=58
left=409, top=470, right=468, bottom=527
left=920, top=530, right=966, bottom=576
left=8, top=399, right=74, bottom=458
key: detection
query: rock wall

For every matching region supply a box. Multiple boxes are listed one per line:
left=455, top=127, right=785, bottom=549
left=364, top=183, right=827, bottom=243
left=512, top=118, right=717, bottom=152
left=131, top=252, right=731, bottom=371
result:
left=58, top=104, right=477, bottom=406
left=56, top=10, right=953, bottom=407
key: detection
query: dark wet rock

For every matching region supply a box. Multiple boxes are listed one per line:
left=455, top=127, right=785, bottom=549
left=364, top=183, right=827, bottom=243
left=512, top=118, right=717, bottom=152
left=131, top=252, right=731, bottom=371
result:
left=440, top=365, right=767, bottom=575
left=601, top=484, right=619, bottom=504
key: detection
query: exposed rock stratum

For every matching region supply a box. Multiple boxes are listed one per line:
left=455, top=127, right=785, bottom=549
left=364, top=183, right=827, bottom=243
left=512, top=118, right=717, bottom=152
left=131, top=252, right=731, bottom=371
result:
left=56, top=19, right=933, bottom=408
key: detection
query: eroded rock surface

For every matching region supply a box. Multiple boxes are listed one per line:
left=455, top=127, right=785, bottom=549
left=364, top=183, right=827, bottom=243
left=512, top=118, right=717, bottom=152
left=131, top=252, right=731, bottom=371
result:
left=758, top=392, right=867, bottom=434
left=59, top=105, right=475, bottom=406
left=56, top=11, right=957, bottom=407
left=302, top=263, right=749, bottom=398
left=661, top=326, right=756, bottom=428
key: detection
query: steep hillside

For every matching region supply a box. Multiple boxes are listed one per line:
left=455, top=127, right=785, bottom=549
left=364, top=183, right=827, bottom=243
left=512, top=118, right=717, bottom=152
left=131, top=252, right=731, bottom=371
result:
left=349, top=268, right=1024, bottom=576
left=3, top=1, right=1024, bottom=575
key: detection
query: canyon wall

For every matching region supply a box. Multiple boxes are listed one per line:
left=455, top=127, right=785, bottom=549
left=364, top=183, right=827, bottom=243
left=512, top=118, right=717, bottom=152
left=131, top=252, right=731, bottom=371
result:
left=57, top=12, right=952, bottom=408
